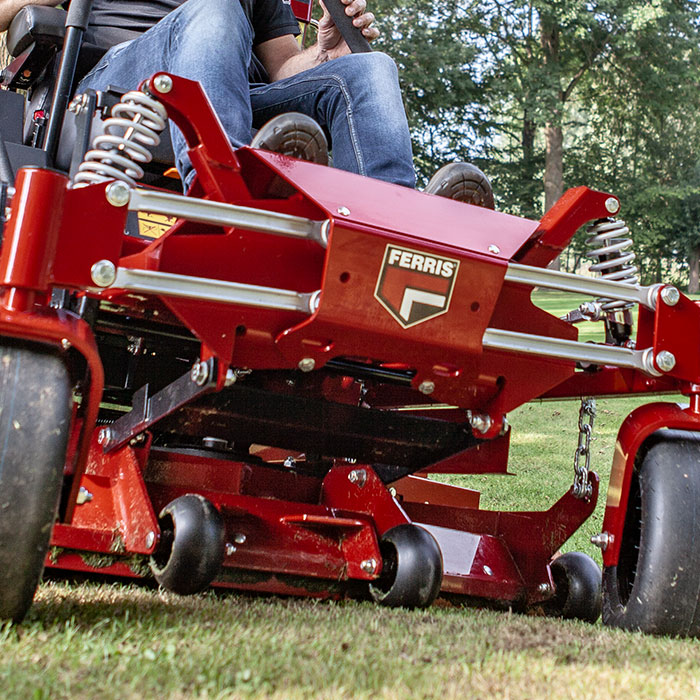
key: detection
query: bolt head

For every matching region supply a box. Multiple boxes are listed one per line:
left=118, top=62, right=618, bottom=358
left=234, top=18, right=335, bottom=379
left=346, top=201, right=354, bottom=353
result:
left=537, top=582, right=551, bottom=594
left=361, top=558, right=377, bottom=575
left=605, top=197, right=620, bottom=214
left=469, top=413, right=492, bottom=434
left=76, top=486, right=93, bottom=505
left=61, top=338, right=71, bottom=351
left=153, top=74, right=173, bottom=93
left=298, top=357, right=315, bottom=372
left=91, top=259, right=117, bottom=287
left=348, top=468, right=367, bottom=487
left=660, top=286, right=680, bottom=307
left=190, top=361, right=209, bottom=386
left=105, top=181, right=131, bottom=207
left=97, top=427, right=113, bottom=446
left=234, top=532, right=247, bottom=545
left=591, top=532, right=611, bottom=550
left=145, top=531, right=155, bottom=549
left=337, top=206, right=351, bottom=216
left=418, top=380, right=435, bottom=395
left=655, top=350, right=676, bottom=373
left=483, top=565, right=493, bottom=576
left=225, top=543, right=236, bottom=556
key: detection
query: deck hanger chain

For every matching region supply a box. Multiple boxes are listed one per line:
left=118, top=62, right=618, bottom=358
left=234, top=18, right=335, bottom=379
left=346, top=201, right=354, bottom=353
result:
left=573, top=397, right=596, bottom=500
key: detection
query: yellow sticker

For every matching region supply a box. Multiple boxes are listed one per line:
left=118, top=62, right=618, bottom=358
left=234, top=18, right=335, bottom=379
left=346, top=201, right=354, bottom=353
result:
left=137, top=211, right=177, bottom=239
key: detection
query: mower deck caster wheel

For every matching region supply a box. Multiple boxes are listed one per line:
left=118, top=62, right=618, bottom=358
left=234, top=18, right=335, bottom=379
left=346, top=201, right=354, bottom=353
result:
left=0, top=343, right=73, bottom=622
left=370, top=524, right=443, bottom=608
left=545, top=551, right=602, bottom=623
left=150, top=494, right=226, bottom=595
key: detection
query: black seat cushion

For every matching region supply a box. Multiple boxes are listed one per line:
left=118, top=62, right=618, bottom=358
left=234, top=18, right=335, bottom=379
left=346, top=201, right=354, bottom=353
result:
left=6, top=5, right=67, bottom=57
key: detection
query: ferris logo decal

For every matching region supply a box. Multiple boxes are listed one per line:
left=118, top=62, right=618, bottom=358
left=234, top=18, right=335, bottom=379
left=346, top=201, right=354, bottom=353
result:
left=374, top=245, right=460, bottom=328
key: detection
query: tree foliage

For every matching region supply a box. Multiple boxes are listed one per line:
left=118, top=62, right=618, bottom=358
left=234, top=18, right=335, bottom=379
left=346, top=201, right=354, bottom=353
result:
left=374, top=0, right=700, bottom=286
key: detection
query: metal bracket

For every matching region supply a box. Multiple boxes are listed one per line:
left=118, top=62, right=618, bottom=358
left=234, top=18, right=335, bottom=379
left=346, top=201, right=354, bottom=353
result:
left=101, top=357, right=217, bottom=452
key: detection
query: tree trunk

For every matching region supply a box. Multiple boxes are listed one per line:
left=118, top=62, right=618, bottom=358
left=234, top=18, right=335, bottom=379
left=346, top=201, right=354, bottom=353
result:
left=689, top=245, right=700, bottom=293
left=540, top=15, right=564, bottom=214
left=544, top=121, right=564, bottom=212
left=541, top=15, right=565, bottom=268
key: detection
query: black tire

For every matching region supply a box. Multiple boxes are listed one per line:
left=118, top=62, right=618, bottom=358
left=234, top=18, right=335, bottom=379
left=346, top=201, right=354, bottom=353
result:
left=546, top=551, right=602, bottom=623
left=369, top=524, right=443, bottom=608
left=603, top=437, right=700, bottom=636
left=150, top=494, right=226, bottom=595
left=0, top=343, right=73, bottom=622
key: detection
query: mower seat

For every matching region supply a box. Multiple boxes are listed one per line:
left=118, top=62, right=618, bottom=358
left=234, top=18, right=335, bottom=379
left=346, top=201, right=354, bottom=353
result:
left=3, top=5, right=106, bottom=91
left=1, top=5, right=176, bottom=184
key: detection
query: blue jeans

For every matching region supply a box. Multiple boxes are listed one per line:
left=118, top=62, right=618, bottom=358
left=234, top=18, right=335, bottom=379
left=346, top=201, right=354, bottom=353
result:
left=78, top=0, right=416, bottom=188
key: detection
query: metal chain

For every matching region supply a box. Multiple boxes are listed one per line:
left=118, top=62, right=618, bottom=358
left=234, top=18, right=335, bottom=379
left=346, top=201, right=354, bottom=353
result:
left=573, top=397, right=596, bottom=500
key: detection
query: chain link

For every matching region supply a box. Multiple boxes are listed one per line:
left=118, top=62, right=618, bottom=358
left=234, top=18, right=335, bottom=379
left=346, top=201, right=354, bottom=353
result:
left=573, top=397, right=596, bottom=500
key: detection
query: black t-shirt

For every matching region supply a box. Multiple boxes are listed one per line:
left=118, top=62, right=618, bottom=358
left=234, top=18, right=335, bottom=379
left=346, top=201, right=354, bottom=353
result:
left=82, top=0, right=300, bottom=83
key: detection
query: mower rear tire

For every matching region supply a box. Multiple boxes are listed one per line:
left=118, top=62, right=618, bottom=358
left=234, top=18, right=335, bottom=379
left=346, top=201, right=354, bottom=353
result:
left=369, top=524, right=443, bottom=608
left=0, top=343, right=73, bottom=622
left=546, top=551, right=602, bottom=623
left=150, top=494, right=226, bottom=595
left=602, top=437, right=700, bottom=636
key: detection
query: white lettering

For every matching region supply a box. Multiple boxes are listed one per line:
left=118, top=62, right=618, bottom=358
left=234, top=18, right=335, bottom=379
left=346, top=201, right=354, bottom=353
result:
left=410, top=254, right=425, bottom=271
left=441, top=261, right=455, bottom=278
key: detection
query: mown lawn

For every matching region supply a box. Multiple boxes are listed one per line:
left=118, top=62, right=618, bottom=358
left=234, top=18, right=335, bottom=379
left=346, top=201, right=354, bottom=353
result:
left=3, top=291, right=700, bottom=699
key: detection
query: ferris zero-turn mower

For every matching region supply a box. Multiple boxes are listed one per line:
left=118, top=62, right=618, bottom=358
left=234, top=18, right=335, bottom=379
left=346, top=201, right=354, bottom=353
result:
left=1, top=0, right=700, bottom=638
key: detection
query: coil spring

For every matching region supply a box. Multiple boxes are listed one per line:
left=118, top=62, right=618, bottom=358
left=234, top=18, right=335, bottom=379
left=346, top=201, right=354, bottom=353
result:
left=585, top=218, right=638, bottom=312
left=73, top=90, right=168, bottom=188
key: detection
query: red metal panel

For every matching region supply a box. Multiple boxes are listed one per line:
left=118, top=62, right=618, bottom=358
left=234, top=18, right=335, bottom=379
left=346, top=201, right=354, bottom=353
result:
left=72, top=436, right=159, bottom=554
left=291, top=0, right=313, bottom=23
left=404, top=474, right=598, bottom=604
left=321, top=463, right=410, bottom=535
left=514, top=187, right=619, bottom=268
left=393, top=475, right=480, bottom=509
left=652, top=290, right=700, bottom=383
left=243, top=148, right=540, bottom=261
left=0, top=168, right=67, bottom=293
left=276, top=224, right=510, bottom=408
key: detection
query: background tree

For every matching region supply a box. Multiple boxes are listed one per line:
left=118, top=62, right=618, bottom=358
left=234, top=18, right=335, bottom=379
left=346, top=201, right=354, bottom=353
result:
left=374, top=0, right=700, bottom=286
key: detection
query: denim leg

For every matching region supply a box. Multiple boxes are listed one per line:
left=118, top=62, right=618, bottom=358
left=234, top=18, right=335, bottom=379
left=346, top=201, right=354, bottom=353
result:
left=77, top=0, right=254, bottom=181
left=250, top=52, right=416, bottom=188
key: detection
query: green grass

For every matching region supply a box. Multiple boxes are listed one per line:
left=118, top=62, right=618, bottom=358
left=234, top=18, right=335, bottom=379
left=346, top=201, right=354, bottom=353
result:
left=3, top=291, right=700, bottom=699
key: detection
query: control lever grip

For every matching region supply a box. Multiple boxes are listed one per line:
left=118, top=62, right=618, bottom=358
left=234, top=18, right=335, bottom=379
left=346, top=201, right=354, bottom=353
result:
left=322, top=0, right=372, bottom=53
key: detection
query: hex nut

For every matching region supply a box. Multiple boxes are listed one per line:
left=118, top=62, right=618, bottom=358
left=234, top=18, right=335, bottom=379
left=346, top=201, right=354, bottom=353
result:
left=190, top=361, right=209, bottom=386
left=660, top=286, right=680, bottom=307
left=655, top=350, right=676, bottom=373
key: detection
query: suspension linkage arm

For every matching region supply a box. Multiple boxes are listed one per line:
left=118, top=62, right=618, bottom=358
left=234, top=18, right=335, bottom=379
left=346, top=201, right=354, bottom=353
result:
left=505, top=263, right=663, bottom=311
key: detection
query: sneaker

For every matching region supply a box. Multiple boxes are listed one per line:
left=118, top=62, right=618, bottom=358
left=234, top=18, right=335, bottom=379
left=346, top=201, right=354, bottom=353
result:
left=250, top=112, right=328, bottom=166
left=424, top=162, right=495, bottom=208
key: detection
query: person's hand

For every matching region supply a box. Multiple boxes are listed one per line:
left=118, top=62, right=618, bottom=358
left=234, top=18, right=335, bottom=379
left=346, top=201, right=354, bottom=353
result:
left=317, top=0, right=379, bottom=58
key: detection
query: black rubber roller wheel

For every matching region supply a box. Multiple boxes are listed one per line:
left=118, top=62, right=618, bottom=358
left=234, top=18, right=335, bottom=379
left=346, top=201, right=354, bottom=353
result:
left=150, top=494, right=226, bottom=595
left=603, top=436, right=700, bottom=636
left=545, top=551, right=602, bottom=623
left=0, top=343, right=73, bottom=622
left=370, top=524, right=443, bottom=608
